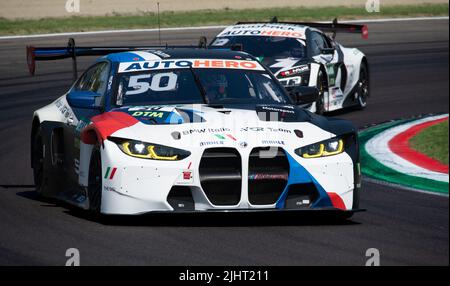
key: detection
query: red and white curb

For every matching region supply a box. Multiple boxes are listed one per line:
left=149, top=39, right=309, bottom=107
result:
left=365, top=114, right=449, bottom=183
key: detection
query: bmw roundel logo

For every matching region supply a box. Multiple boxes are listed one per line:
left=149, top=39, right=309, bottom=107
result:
left=239, top=141, right=248, bottom=148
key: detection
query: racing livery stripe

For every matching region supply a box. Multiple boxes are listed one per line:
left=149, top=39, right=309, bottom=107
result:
left=109, top=167, right=117, bottom=180
left=81, top=111, right=139, bottom=145
left=104, top=167, right=111, bottom=179
left=327, top=193, right=346, bottom=210
left=276, top=152, right=339, bottom=210
left=104, top=167, right=117, bottom=180
left=130, top=51, right=162, bottom=61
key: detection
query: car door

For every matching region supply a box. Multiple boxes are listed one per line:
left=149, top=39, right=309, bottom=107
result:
left=309, top=30, right=347, bottom=110
left=65, top=62, right=110, bottom=194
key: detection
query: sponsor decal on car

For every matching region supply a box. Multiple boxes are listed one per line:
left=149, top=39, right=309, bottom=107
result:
left=182, top=127, right=231, bottom=135
left=248, top=173, right=289, bottom=180
left=258, top=105, right=295, bottom=114
left=104, top=186, right=117, bottom=192
left=130, top=111, right=166, bottom=118
left=118, top=59, right=265, bottom=73
left=199, top=141, right=225, bottom=147
left=240, top=127, right=292, bottom=133
left=177, top=168, right=194, bottom=184
left=261, top=140, right=285, bottom=145
left=217, top=24, right=306, bottom=39
left=279, top=65, right=309, bottom=77
left=55, top=98, right=75, bottom=119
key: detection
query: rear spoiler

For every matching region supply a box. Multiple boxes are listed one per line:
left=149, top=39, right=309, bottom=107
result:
left=236, top=17, right=368, bottom=40
left=26, top=37, right=208, bottom=81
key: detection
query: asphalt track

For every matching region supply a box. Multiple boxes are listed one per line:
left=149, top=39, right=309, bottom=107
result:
left=0, top=19, right=448, bottom=266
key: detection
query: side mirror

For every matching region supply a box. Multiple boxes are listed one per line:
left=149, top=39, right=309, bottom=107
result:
left=67, top=90, right=102, bottom=109
left=286, top=86, right=319, bottom=105
left=320, top=47, right=335, bottom=55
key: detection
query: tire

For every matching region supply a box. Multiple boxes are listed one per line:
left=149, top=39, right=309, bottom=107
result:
left=32, top=129, right=45, bottom=196
left=355, top=62, right=369, bottom=110
left=88, top=146, right=102, bottom=213
left=315, top=69, right=327, bottom=115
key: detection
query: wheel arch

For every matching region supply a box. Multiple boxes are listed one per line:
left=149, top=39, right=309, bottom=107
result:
left=361, top=56, right=370, bottom=94
left=30, top=115, right=41, bottom=168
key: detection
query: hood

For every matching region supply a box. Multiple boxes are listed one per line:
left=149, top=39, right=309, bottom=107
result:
left=110, top=104, right=311, bottom=125
left=96, top=103, right=347, bottom=151
left=83, top=103, right=354, bottom=149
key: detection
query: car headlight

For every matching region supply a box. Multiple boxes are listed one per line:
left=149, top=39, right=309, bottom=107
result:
left=295, top=138, right=344, bottom=159
left=110, top=138, right=190, bottom=161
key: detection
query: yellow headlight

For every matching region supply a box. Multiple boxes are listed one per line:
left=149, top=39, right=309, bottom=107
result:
left=297, top=139, right=344, bottom=159
left=120, top=142, right=179, bottom=161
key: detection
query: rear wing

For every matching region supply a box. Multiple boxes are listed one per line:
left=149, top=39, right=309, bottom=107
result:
left=236, top=18, right=368, bottom=40
left=26, top=37, right=208, bottom=81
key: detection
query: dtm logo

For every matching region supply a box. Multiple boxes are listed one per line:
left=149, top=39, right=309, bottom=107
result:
left=131, top=111, right=165, bottom=118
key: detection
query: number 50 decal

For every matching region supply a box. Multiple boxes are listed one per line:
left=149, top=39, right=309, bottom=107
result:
left=126, top=73, right=178, bottom=95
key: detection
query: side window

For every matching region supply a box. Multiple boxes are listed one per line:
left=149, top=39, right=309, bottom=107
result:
left=75, top=62, right=109, bottom=94
left=310, top=32, right=329, bottom=56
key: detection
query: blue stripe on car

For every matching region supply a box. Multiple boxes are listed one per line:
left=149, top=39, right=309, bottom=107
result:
left=275, top=152, right=333, bottom=209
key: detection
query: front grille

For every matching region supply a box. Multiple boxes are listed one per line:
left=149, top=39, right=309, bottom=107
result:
left=199, top=148, right=242, bottom=206
left=248, top=147, right=289, bottom=205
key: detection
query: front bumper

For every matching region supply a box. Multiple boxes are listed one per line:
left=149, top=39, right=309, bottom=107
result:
left=100, top=140, right=356, bottom=215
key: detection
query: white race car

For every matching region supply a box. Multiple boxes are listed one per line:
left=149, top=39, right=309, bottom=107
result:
left=28, top=42, right=362, bottom=217
left=210, top=18, right=370, bottom=114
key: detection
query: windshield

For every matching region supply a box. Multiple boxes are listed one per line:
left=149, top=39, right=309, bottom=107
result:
left=211, top=36, right=307, bottom=63
left=115, top=68, right=291, bottom=106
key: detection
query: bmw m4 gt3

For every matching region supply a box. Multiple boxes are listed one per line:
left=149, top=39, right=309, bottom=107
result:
left=28, top=45, right=362, bottom=217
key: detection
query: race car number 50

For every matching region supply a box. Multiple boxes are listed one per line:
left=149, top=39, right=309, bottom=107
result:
left=179, top=270, right=269, bottom=283
left=126, top=73, right=178, bottom=95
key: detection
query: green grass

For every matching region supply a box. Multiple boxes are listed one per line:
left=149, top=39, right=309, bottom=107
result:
left=409, top=120, right=449, bottom=165
left=0, top=3, right=448, bottom=35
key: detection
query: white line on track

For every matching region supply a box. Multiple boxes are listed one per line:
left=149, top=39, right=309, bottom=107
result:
left=363, top=177, right=449, bottom=197
left=0, top=16, right=448, bottom=40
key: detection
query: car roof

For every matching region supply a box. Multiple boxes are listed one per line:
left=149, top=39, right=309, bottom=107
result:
left=103, top=49, right=255, bottom=63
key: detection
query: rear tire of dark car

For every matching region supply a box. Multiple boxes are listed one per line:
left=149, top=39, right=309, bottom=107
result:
left=32, top=128, right=45, bottom=196
left=88, top=146, right=102, bottom=214
left=355, top=62, right=369, bottom=110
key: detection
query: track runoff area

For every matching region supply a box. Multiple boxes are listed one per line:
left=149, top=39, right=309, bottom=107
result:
left=360, top=114, right=449, bottom=196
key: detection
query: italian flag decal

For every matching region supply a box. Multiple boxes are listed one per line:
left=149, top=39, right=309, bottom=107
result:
left=104, top=167, right=117, bottom=180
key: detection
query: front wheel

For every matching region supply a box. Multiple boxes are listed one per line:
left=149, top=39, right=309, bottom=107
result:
left=355, top=62, right=369, bottom=109
left=88, top=146, right=102, bottom=213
